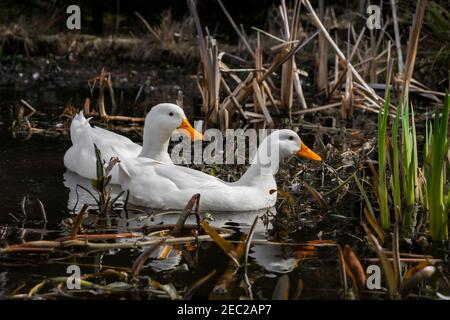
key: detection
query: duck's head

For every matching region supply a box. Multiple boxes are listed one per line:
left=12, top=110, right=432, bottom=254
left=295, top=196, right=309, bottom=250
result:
left=146, top=103, right=204, bottom=140
left=270, top=129, right=322, bottom=161
left=245, top=129, right=321, bottom=178
left=259, top=129, right=322, bottom=163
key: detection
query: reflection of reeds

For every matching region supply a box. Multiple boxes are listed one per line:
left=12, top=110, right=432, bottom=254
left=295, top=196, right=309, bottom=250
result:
left=88, top=68, right=144, bottom=123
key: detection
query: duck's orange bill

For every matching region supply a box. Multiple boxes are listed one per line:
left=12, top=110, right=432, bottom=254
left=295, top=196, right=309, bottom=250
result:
left=297, top=144, right=322, bottom=161
left=178, top=118, right=204, bottom=141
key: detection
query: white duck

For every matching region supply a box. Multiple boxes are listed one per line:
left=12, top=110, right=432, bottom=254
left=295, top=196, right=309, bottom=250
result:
left=116, top=129, right=321, bottom=211
left=63, top=103, right=203, bottom=184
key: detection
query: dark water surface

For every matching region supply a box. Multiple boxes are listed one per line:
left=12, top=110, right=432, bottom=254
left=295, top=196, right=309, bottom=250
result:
left=0, top=85, right=79, bottom=220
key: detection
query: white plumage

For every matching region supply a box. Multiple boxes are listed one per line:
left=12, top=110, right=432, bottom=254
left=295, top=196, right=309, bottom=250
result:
left=63, top=103, right=201, bottom=184
left=116, top=129, right=321, bottom=211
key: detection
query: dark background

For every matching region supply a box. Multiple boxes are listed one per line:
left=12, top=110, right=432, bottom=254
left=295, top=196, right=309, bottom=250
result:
left=0, top=0, right=417, bottom=38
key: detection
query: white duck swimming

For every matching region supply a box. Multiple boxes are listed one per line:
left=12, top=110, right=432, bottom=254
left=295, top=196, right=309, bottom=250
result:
left=116, top=129, right=321, bottom=211
left=63, top=103, right=203, bottom=184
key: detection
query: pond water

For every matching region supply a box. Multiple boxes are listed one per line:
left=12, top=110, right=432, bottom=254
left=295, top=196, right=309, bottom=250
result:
left=0, top=75, right=365, bottom=300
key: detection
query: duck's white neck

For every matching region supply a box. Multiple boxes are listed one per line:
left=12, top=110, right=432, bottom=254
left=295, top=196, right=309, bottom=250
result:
left=237, top=140, right=281, bottom=187
left=139, top=120, right=174, bottom=164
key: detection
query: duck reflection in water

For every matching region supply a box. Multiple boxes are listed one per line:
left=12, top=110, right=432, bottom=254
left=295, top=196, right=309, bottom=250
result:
left=63, top=170, right=302, bottom=274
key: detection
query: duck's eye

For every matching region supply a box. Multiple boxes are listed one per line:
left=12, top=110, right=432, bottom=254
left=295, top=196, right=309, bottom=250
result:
left=169, top=112, right=174, bottom=116
left=289, top=136, right=294, bottom=141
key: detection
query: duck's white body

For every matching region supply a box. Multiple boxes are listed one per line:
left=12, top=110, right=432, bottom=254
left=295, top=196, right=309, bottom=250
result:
left=63, top=104, right=202, bottom=184
left=119, top=157, right=277, bottom=211
left=117, top=129, right=321, bottom=211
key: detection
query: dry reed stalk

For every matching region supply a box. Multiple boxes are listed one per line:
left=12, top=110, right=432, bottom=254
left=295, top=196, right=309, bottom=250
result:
left=353, top=45, right=392, bottom=70
left=105, top=115, right=145, bottom=123
left=219, top=60, right=243, bottom=84
left=219, top=108, right=230, bottom=130
left=60, top=233, right=143, bottom=241
left=220, top=78, right=247, bottom=119
left=194, top=37, right=220, bottom=124
left=176, top=90, right=184, bottom=108
left=188, top=0, right=221, bottom=127
left=350, top=27, right=366, bottom=67
left=20, top=99, right=36, bottom=117
left=245, top=111, right=266, bottom=119
left=369, top=26, right=378, bottom=83
left=292, top=102, right=341, bottom=115
left=262, top=81, right=281, bottom=114
left=134, top=11, right=161, bottom=41
left=385, top=41, right=394, bottom=101
left=97, top=68, right=107, bottom=119
left=303, top=0, right=385, bottom=107
left=317, top=0, right=329, bottom=94
left=401, top=0, right=426, bottom=108
left=83, top=98, right=90, bottom=115
left=216, top=0, right=255, bottom=58
left=293, top=65, right=308, bottom=110
left=375, top=19, right=390, bottom=58
left=222, top=32, right=318, bottom=120
left=280, top=0, right=308, bottom=114
left=221, top=32, right=317, bottom=127
left=383, top=251, right=434, bottom=259
left=279, top=1, right=295, bottom=117
left=364, top=258, right=442, bottom=263
left=0, top=227, right=234, bottom=254
left=221, top=72, right=254, bottom=129
left=253, top=33, right=274, bottom=127
left=252, top=78, right=274, bottom=127
left=390, top=0, right=404, bottom=72
left=270, top=40, right=300, bottom=51
left=333, top=32, right=339, bottom=86
left=251, top=26, right=288, bottom=44
left=70, top=204, right=89, bottom=240
left=341, top=26, right=354, bottom=118
left=254, top=34, right=263, bottom=116
left=88, top=68, right=144, bottom=122
left=205, top=38, right=221, bottom=125
left=329, top=61, right=348, bottom=98
left=350, top=26, right=366, bottom=68
left=107, top=75, right=117, bottom=115
left=342, top=64, right=354, bottom=118
left=251, top=28, right=306, bottom=110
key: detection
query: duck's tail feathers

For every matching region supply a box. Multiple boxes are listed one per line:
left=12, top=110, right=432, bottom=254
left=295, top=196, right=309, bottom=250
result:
left=70, top=111, right=92, bottom=145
